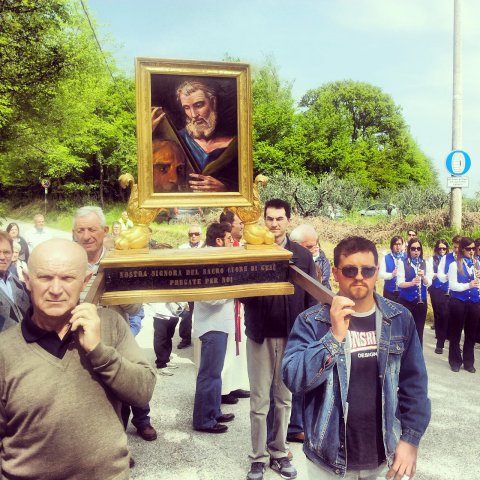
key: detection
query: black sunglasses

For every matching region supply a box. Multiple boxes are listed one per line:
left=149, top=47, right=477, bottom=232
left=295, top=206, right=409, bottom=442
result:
left=338, top=266, right=377, bottom=279
left=464, top=246, right=475, bottom=252
left=437, top=247, right=447, bottom=251
left=410, top=246, right=421, bottom=251
left=188, top=232, right=200, bottom=237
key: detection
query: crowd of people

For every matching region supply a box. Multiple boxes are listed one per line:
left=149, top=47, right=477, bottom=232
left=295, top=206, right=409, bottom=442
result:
left=0, top=204, right=455, bottom=480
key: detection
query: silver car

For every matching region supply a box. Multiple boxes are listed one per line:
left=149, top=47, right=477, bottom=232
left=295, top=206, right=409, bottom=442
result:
left=360, top=203, right=398, bottom=216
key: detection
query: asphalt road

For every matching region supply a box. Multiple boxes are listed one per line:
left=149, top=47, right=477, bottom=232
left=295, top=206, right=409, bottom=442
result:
left=131, top=315, right=480, bottom=480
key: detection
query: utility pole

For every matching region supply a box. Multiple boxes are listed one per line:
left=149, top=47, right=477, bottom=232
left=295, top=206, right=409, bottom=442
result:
left=450, top=0, right=462, bottom=230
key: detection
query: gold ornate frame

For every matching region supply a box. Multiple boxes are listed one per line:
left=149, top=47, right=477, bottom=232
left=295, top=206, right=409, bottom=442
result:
left=136, top=58, right=253, bottom=209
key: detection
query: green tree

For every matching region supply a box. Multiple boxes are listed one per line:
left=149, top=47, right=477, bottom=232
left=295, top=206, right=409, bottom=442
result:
left=0, top=0, right=72, bottom=135
left=388, top=184, right=449, bottom=217
left=298, top=80, right=436, bottom=194
left=251, top=58, right=306, bottom=176
left=0, top=0, right=136, bottom=205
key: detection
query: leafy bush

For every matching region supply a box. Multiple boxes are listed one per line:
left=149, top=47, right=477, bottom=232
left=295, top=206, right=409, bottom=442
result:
left=464, top=193, right=480, bottom=213
left=259, top=172, right=368, bottom=217
left=384, top=184, right=449, bottom=217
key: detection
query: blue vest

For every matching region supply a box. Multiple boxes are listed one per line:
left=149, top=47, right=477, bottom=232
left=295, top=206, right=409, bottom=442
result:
left=450, top=260, right=480, bottom=303
left=399, top=258, right=427, bottom=302
left=384, top=253, right=402, bottom=293
left=431, top=255, right=448, bottom=292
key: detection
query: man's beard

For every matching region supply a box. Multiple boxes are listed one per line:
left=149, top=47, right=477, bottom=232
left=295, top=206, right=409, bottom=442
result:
left=346, top=282, right=371, bottom=301
left=186, top=110, right=217, bottom=140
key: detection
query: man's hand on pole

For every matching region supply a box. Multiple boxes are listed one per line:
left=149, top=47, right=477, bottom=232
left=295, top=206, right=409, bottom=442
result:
left=70, top=303, right=101, bottom=353
left=329, top=295, right=355, bottom=342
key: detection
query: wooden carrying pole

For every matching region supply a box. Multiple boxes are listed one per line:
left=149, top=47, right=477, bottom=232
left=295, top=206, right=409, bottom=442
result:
left=288, top=264, right=334, bottom=305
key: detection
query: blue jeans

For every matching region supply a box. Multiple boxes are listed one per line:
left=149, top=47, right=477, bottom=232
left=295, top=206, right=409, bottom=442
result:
left=288, top=392, right=304, bottom=435
left=123, top=306, right=150, bottom=428
left=121, top=403, right=151, bottom=429
left=128, top=306, right=144, bottom=337
left=192, top=331, right=228, bottom=429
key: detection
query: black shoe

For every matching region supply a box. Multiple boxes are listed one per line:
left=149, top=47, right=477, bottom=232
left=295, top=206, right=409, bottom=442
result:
left=230, top=389, right=250, bottom=398
left=177, top=340, right=192, bottom=349
left=434, top=347, right=443, bottom=354
left=136, top=424, right=157, bottom=441
left=270, top=457, right=297, bottom=479
left=450, top=364, right=460, bottom=372
left=246, top=462, right=265, bottom=480
left=286, top=432, right=305, bottom=443
left=129, top=457, right=135, bottom=468
left=217, top=413, right=235, bottom=423
left=195, top=423, right=228, bottom=433
left=464, top=366, right=476, bottom=373
left=221, top=394, right=239, bottom=404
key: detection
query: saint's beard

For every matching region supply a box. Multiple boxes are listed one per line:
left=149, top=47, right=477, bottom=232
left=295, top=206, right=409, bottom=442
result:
left=186, top=110, right=218, bottom=140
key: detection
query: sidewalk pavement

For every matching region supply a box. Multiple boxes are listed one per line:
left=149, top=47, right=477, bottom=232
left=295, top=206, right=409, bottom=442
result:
left=130, top=315, right=480, bottom=480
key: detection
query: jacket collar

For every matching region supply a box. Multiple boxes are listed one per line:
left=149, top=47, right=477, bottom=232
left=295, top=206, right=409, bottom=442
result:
left=373, top=292, right=403, bottom=324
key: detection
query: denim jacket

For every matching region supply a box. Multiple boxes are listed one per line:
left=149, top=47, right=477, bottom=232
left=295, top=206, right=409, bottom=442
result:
left=282, top=293, right=431, bottom=477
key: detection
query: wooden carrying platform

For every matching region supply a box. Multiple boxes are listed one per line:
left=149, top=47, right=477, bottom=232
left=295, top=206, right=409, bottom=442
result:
left=84, top=245, right=335, bottom=306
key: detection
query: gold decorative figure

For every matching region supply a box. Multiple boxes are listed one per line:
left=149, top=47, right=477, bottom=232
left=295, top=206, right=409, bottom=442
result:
left=229, top=175, right=275, bottom=245
left=115, top=174, right=160, bottom=250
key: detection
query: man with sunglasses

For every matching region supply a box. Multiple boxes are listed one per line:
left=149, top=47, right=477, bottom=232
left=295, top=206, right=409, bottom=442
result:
left=179, top=225, right=204, bottom=249
left=283, top=236, right=430, bottom=480
left=177, top=225, right=204, bottom=349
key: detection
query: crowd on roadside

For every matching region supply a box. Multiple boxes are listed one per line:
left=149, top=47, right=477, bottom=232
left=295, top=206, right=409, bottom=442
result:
left=8, top=202, right=480, bottom=479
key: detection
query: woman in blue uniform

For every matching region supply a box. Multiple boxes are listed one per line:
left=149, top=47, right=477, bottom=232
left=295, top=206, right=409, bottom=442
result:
left=379, top=236, right=405, bottom=302
left=447, top=237, right=480, bottom=373
left=427, top=239, right=450, bottom=354
left=397, top=238, right=431, bottom=346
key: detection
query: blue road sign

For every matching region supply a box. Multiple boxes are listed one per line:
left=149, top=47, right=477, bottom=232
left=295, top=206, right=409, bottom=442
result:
left=445, top=150, right=471, bottom=176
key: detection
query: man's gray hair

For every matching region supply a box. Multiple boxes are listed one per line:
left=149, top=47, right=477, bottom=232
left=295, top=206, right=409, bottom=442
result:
left=188, top=223, right=203, bottom=234
left=73, top=206, right=106, bottom=228
left=289, top=224, right=318, bottom=243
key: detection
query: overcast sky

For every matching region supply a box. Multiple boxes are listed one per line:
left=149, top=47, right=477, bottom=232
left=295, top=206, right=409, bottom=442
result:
left=88, top=0, right=480, bottom=196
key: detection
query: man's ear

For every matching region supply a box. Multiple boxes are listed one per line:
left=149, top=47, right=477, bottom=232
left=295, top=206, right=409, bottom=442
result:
left=332, top=267, right=339, bottom=283
left=104, top=226, right=109, bottom=234
left=23, top=271, right=31, bottom=292
left=215, top=237, right=223, bottom=247
left=82, top=271, right=93, bottom=291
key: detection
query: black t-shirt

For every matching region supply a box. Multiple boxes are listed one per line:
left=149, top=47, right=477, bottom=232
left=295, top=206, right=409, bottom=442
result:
left=346, top=308, right=386, bottom=470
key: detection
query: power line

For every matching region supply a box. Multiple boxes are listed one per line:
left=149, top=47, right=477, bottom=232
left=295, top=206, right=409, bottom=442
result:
left=78, top=0, right=135, bottom=114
